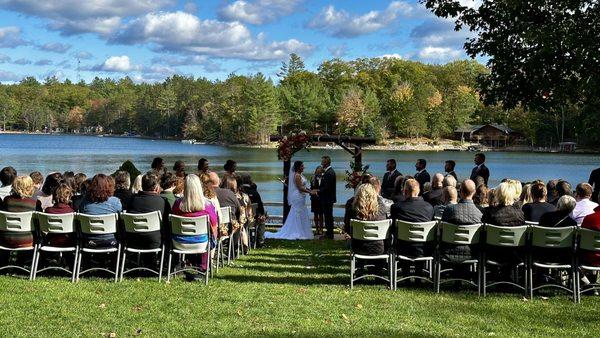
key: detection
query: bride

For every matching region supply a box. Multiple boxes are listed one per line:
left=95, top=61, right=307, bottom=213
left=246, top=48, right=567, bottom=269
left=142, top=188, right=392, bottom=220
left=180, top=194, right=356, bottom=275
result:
left=265, top=160, right=315, bottom=240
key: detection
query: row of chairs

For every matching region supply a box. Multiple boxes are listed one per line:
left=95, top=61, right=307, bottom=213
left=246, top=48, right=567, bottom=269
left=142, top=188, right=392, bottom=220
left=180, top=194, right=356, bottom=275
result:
left=350, top=219, right=600, bottom=303
left=0, top=206, right=247, bottom=285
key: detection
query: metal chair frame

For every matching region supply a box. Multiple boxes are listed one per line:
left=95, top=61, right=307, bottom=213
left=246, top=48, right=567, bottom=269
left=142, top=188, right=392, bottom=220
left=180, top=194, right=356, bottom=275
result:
left=167, top=214, right=211, bottom=285
left=75, top=213, right=121, bottom=282
left=350, top=219, right=393, bottom=289
left=119, top=211, right=165, bottom=282
left=33, top=212, right=78, bottom=282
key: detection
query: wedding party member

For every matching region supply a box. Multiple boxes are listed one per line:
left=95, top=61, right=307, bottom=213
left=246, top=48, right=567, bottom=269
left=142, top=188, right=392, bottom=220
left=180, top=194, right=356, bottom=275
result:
left=114, top=170, right=133, bottom=211
left=266, top=161, right=315, bottom=240
left=0, top=166, right=17, bottom=200
left=197, top=158, right=210, bottom=175
left=381, top=159, right=401, bottom=199
left=589, top=167, right=600, bottom=203
left=173, top=160, right=186, bottom=178
left=319, top=156, right=337, bottom=239
left=29, top=171, right=44, bottom=195
left=171, top=174, right=218, bottom=277
left=222, top=160, right=237, bottom=182
left=522, top=182, right=556, bottom=222
left=346, top=184, right=388, bottom=255
left=423, top=173, right=444, bottom=206
left=391, top=179, right=434, bottom=256
left=151, top=157, right=166, bottom=177
left=470, top=153, right=490, bottom=186
left=160, top=172, right=178, bottom=207
left=539, top=195, right=577, bottom=227
left=310, top=166, right=324, bottom=236
left=570, top=183, right=598, bottom=225
left=413, top=159, right=430, bottom=194
left=78, top=174, right=122, bottom=248
left=444, top=160, right=458, bottom=181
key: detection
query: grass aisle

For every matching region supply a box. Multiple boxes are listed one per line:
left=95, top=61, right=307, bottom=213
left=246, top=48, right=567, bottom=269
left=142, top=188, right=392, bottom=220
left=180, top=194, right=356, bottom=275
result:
left=0, top=240, right=598, bottom=337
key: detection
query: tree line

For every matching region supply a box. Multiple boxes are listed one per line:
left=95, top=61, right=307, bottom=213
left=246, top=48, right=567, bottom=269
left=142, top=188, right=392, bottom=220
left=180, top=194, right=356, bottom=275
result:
left=0, top=54, right=591, bottom=146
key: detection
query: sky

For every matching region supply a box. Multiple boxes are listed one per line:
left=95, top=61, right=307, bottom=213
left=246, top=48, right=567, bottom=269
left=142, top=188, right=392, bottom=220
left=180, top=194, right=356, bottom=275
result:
left=0, top=0, right=481, bottom=84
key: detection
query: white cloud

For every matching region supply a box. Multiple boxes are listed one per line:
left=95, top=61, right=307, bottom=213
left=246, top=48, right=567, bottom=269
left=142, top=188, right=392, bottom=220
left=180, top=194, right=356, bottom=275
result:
left=327, top=44, right=348, bottom=58
left=12, top=58, right=31, bottom=65
left=93, top=55, right=138, bottom=72
left=0, top=26, right=28, bottom=48
left=0, top=0, right=175, bottom=36
left=73, top=51, right=93, bottom=60
left=380, top=53, right=403, bottom=59
left=218, top=0, right=303, bottom=25
left=34, top=59, right=53, bottom=66
left=416, top=46, right=462, bottom=63
left=111, top=11, right=314, bottom=61
left=307, top=1, right=425, bottom=38
left=0, top=69, right=20, bottom=82
left=37, top=42, right=71, bottom=53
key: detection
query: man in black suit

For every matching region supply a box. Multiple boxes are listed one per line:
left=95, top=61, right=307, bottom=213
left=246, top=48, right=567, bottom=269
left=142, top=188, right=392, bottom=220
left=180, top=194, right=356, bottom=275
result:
left=413, top=159, right=430, bottom=194
left=470, top=153, right=490, bottom=186
left=318, top=156, right=336, bottom=239
left=444, top=160, right=458, bottom=181
left=381, top=159, right=401, bottom=199
left=588, top=167, right=600, bottom=203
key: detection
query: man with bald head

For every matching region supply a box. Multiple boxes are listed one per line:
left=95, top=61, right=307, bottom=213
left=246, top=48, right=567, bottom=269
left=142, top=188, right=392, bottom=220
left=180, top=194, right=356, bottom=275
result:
left=441, top=179, right=482, bottom=225
left=423, top=173, right=444, bottom=207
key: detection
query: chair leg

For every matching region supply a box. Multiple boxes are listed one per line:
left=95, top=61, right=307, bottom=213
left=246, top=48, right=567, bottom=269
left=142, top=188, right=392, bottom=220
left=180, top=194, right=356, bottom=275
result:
left=158, top=246, right=165, bottom=282
left=205, top=252, right=210, bottom=285
left=350, top=255, right=355, bottom=289
left=482, top=261, right=487, bottom=297
left=76, top=250, right=83, bottom=282
left=389, top=254, right=393, bottom=290
left=528, top=261, right=534, bottom=300
left=120, top=250, right=127, bottom=282
left=29, top=248, right=38, bottom=281
left=32, top=247, right=41, bottom=281
left=167, top=251, right=173, bottom=282
left=114, top=246, right=121, bottom=283
left=71, top=247, right=78, bottom=283
left=435, top=259, right=441, bottom=293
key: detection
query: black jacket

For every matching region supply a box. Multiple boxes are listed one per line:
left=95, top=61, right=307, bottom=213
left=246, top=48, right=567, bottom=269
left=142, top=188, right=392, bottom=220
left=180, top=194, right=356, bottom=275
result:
left=470, top=163, right=490, bottom=186
left=423, top=188, right=444, bottom=206
left=381, top=170, right=401, bottom=199
left=391, top=196, right=434, bottom=223
left=414, top=170, right=431, bottom=194
left=319, top=167, right=336, bottom=205
left=522, top=201, right=556, bottom=223
left=482, top=205, right=524, bottom=227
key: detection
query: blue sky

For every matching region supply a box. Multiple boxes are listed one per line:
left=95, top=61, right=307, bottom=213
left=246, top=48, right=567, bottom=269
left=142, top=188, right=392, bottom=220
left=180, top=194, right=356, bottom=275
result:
left=0, top=0, right=480, bottom=83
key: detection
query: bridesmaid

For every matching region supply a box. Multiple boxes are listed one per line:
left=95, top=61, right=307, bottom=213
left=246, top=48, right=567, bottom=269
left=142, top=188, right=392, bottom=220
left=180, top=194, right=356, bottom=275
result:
left=310, top=166, right=324, bottom=237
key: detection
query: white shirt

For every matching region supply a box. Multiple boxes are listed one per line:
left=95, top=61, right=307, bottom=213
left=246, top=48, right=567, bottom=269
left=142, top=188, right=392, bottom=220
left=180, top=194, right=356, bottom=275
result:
left=0, top=185, right=11, bottom=200
left=323, top=166, right=332, bottom=172
left=570, top=198, right=599, bottom=225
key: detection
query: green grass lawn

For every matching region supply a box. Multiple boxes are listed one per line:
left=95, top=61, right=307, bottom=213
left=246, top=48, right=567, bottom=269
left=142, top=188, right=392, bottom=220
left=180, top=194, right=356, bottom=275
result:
left=0, top=240, right=598, bottom=337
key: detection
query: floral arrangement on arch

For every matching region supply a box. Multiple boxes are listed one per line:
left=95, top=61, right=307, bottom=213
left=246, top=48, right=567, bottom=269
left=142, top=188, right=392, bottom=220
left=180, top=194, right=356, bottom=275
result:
left=345, top=161, right=371, bottom=190
left=277, top=131, right=311, bottom=161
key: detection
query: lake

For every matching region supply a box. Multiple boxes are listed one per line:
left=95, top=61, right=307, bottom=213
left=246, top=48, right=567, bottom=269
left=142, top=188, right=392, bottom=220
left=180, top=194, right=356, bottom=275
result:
left=1, top=134, right=599, bottom=216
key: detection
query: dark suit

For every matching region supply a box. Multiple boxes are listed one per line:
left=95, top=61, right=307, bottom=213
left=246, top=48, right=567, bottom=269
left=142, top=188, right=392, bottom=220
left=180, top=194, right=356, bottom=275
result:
left=414, top=170, right=430, bottom=194
left=589, top=168, right=600, bottom=203
left=381, top=169, right=401, bottom=199
left=470, top=163, right=490, bottom=186
left=423, top=188, right=443, bottom=206
left=446, top=171, right=458, bottom=181
left=319, top=167, right=336, bottom=239
left=391, top=197, right=434, bottom=256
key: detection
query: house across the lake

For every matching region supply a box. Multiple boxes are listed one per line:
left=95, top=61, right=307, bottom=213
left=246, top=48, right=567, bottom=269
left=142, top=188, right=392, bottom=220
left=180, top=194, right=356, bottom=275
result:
left=454, top=123, right=524, bottom=147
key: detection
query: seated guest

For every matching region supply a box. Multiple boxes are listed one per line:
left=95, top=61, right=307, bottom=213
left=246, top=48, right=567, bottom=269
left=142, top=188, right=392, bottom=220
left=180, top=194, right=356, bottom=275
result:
left=73, top=173, right=87, bottom=196
left=434, top=186, right=458, bottom=219
left=72, top=178, right=90, bottom=211
left=44, top=183, right=75, bottom=247
left=63, top=171, right=76, bottom=192
left=160, top=172, right=178, bottom=207
left=197, top=158, right=210, bottom=175
left=522, top=182, right=556, bottom=222
left=580, top=202, right=600, bottom=267
left=539, top=195, right=577, bottom=227
left=29, top=171, right=44, bottom=195
left=211, top=171, right=240, bottom=223
left=570, top=183, right=598, bottom=225
left=368, top=176, right=393, bottom=217
left=173, top=176, right=184, bottom=198
left=441, top=179, right=483, bottom=260
left=0, top=166, right=17, bottom=200
left=126, top=172, right=170, bottom=250
left=474, top=175, right=486, bottom=188
left=78, top=174, right=122, bottom=248
left=346, top=184, right=388, bottom=255
left=171, top=174, right=218, bottom=277
left=507, top=179, right=523, bottom=208
left=113, top=170, right=133, bottom=210
left=36, top=173, right=63, bottom=211
left=473, top=184, right=489, bottom=212
left=483, top=182, right=525, bottom=227
left=223, top=160, right=238, bottom=182
left=553, top=180, right=572, bottom=206
left=200, top=173, right=221, bottom=222
left=223, top=176, right=251, bottom=250
left=240, top=173, right=266, bottom=246
left=423, top=173, right=444, bottom=207
left=173, top=160, right=186, bottom=178
left=546, top=179, right=559, bottom=204
left=443, top=174, right=457, bottom=189
left=391, top=175, right=405, bottom=203
left=131, top=174, right=143, bottom=194
left=520, top=183, right=533, bottom=206
left=391, top=179, right=434, bottom=257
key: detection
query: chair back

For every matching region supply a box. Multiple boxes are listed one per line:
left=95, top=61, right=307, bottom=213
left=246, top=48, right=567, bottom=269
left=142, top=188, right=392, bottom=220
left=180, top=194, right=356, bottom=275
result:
left=77, top=213, right=119, bottom=235
left=440, top=222, right=482, bottom=245
left=530, top=225, right=574, bottom=248
left=169, top=214, right=209, bottom=237
left=351, top=219, right=391, bottom=241
left=525, top=221, right=539, bottom=226
left=579, top=228, right=600, bottom=252
left=485, top=224, right=529, bottom=247
left=36, top=212, right=76, bottom=234
left=0, top=211, right=35, bottom=232
left=396, top=220, right=437, bottom=243
left=121, top=211, right=162, bottom=233
left=220, top=206, right=232, bottom=224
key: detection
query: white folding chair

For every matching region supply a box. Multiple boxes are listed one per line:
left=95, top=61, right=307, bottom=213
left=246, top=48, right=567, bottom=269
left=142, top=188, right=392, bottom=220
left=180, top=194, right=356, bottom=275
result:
left=33, top=212, right=77, bottom=282
left=167, top=214, right=211, bottom=285
left=394, top=220, right=438, bottom=289
left=120, top=211, right=165, bottom=282
left=75, top=213, right=121, bottom=282
left=249, top=203, right=259, bottom=249
left=350, top=219, right=393, bottom=289
left=0, top=211, right=36, bottom=280
left=436, top=222, right=482, bottom=294
left=578, top=228, right=600, bottom=301
left=216, top=206, right=233, bottom=270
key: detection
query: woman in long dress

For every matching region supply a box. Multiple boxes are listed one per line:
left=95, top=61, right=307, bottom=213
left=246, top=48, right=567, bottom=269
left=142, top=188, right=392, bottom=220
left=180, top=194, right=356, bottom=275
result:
left=265, top=161, right=315, bottom=240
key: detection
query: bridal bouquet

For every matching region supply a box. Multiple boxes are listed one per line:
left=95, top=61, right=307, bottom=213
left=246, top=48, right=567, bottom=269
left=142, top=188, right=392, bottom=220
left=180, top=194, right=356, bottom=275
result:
left=345, top=161, right=371, bottom=189
left=277, top=131, right=310, bottom=161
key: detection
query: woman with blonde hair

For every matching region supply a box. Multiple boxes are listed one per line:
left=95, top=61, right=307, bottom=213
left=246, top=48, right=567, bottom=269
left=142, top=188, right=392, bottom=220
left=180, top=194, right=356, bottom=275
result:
left=172, top=174, right=218, bottom=277
left=130, top=174, right=143, bottom=194
left=347, top=183, right=387, bottom=255
left=483, top=181, right=525, bottom=227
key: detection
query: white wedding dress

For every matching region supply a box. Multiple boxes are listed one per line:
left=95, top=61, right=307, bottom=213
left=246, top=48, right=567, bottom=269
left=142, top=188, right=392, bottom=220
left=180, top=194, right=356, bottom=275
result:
left=265, top=170, right=314, bottom=240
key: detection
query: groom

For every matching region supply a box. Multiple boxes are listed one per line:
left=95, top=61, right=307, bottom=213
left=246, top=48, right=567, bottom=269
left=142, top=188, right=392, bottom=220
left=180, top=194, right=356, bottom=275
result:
left=318, top=156, right=336, bottom=239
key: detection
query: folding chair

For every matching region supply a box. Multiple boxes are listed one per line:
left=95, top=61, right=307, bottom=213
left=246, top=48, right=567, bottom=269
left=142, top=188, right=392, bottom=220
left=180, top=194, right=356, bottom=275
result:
left=216, top=206, right=233, bottom=270
left=75, top=213, right=121, bottom=282
left=33, top=212, right=77, bottom=282
left=167, top=214, right=211, bottom=285
left=528, top=225, right=577, bottom=303
left=120, top=211, right=165, bottom=282
left=436, top=222, right=482, bottom=294
left=0, top=211, right=36, bottom=280
left=248, top=203, right=259, bottom=250
left=482, top=224, right=529, bottom=296
left=578, top=228, right=600, bottom=300
left=393, top=220, right=438, bottom=290
left=350, top=219, right=393, bottom=289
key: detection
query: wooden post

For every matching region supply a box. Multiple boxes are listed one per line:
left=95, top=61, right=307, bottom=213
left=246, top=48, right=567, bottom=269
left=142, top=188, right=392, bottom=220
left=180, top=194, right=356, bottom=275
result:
left=283, top=159, right=291, bottom=222
left=354, top=144, right=362, bottom=170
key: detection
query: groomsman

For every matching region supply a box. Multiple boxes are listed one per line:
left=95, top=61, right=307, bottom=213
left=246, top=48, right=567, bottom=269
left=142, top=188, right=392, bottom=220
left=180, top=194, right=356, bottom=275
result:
left=318, top=156, right=336, bottom=239
left=470, top=153, right=490, bottom=186
left=381, top=159, right=401, bottom=199
left=414, top=159, right=430, bottom=194
left=444, top=160, right=458, bottom=181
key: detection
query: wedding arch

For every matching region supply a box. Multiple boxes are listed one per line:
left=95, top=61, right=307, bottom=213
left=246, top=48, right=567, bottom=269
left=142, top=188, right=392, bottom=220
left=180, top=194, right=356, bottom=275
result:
left=270, top=133, right=377, bottom=221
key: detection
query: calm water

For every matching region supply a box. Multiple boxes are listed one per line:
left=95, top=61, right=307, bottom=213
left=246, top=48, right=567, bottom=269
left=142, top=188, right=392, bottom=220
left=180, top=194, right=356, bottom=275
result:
left=1, top=134, right=599, bottom=215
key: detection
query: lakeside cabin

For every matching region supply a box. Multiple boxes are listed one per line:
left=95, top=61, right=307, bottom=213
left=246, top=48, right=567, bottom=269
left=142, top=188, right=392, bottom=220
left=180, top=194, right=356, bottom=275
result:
left=454, top=123, right=524, bottom=148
